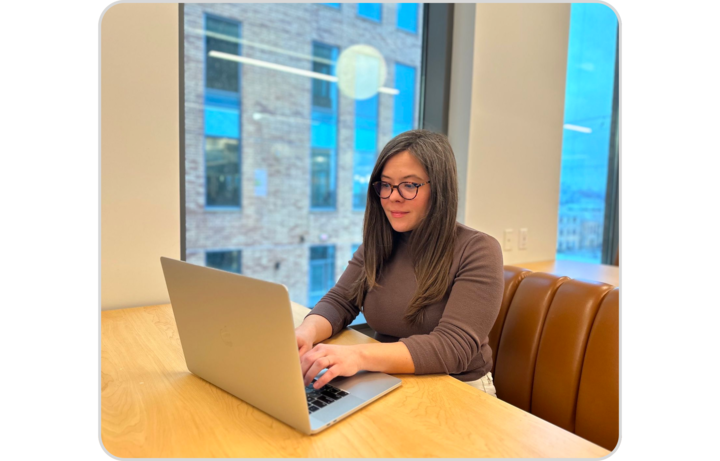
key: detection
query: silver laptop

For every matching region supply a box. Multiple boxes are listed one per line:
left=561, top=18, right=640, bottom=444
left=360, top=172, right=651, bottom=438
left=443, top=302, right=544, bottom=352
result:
left=160, top=257, right=401, bottom=435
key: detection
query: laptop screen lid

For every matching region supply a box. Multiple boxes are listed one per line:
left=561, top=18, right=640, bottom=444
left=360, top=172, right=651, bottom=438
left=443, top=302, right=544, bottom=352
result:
left=160, top=257, right=311, bottom=434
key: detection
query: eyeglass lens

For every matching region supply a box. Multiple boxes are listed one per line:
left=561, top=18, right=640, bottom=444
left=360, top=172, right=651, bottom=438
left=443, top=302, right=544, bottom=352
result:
left=373, top=182, right=419, bottom=199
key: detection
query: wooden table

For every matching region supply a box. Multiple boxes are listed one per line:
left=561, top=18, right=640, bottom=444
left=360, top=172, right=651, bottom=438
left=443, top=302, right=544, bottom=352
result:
left=515, top=260, right=619, bottom=286
left=101, top=303, right=609, bottom=458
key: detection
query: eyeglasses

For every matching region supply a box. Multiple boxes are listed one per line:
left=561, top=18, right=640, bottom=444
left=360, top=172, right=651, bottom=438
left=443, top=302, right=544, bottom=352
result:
left=371, top=180, right=431, bottom=200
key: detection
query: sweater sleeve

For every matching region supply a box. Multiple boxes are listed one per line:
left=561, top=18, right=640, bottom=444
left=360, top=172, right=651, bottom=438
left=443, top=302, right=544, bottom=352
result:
left=399, top=234, right=504, bottom=375
left=304, top=244, right=364, bottom=336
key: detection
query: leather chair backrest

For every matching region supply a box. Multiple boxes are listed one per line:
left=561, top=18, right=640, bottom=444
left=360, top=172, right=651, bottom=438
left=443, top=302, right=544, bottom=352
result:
left=575, top=288, right=619, bottom=450
left=493, top=272, right=567, bottom=411
left=489, top=266, right=531, bottom=374
left=491, top=267, right=619, bottom=452
left=531, top=279, right=614, bottom=432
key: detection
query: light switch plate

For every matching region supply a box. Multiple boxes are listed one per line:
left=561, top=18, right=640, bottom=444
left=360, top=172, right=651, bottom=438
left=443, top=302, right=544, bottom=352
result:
left=504, top=229, right=513, bottom=251
left=519, top=228, right=528, bottom=250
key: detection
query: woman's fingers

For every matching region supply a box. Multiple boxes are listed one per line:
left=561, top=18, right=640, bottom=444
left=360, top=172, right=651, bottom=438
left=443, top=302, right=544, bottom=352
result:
left=313, top=366, right=340, bottom=389
left=303, top=355, right=332, bottom=386
left=300, top=344, right=327, bottom=376
left=298, top=342, right=311, bottom=359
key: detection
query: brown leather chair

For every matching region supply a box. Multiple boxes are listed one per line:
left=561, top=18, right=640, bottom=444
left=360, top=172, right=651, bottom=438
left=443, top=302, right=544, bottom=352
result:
left=491, top=266, right=619, bottom=451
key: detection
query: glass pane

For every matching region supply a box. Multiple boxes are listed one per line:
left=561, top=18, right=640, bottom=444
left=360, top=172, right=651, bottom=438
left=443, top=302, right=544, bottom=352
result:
left=397, top=3, right=418, bottom=33
left=393, top=63, right=416, bottom=136
left=206, top=250, right=242, bottom=274
left=206, top=17, right=240, bottom=92
left=205, top=137, right=240, bottom=207
left=184, top=3, right=424, bottom=307
left=309, top=245, right=335, bottom=306
left=353, top=150, right=375, bottom=209
left=311, top=148, right=335, bottom=208
left=358, top=3, right=382, bottom=21
left=557, top=3, right=618, bottom=263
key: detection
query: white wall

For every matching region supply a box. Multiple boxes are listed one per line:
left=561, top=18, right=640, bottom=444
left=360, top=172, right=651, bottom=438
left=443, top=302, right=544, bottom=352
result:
left=452, top=3, right=571, bottom=265
left=99, top=3, right=571, bottom=310
left=101, top=3, right=180, bottom=310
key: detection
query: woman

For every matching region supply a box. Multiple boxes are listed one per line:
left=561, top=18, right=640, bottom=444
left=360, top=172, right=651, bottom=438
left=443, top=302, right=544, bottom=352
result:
left=295, top=129, right=504, bottom=396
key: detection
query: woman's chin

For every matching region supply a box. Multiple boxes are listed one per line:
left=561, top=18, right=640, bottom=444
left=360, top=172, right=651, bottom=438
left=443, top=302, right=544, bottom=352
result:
left=390, top=221, right=412, bottom=233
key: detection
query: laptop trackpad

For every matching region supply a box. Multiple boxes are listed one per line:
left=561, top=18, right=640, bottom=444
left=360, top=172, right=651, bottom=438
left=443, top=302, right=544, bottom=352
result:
left=330, top=370, right=401, bottom=400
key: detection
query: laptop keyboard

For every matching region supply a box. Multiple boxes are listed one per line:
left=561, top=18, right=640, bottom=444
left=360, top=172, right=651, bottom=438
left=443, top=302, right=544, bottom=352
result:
left=305, top=378, right=348, bottom=413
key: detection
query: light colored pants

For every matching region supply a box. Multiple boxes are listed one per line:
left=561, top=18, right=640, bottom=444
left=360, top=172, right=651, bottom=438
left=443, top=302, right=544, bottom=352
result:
left=465, top=372, right=497, bottom=398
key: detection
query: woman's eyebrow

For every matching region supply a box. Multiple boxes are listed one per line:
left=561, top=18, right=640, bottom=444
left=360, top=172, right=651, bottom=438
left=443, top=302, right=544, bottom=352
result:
left=381, top=174, right=423, bottom=180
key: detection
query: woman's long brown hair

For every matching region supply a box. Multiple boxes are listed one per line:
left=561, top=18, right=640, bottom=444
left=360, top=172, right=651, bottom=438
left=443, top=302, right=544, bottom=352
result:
left=347, top=129, right=458, bottom=326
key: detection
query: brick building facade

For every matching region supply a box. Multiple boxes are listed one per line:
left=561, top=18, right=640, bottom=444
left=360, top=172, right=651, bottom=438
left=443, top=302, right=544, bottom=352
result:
left=183, top=3, right=423, bottom=307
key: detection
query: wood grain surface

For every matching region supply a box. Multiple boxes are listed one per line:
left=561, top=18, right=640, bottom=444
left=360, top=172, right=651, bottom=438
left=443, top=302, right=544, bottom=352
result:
left=101, top=303, right=609, bottom=458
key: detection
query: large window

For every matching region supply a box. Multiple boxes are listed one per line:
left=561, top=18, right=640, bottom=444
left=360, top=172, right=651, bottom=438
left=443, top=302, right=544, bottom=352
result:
left=183, top=3, right=425, bottom=316
left=557, top=4, right=619, bottom=263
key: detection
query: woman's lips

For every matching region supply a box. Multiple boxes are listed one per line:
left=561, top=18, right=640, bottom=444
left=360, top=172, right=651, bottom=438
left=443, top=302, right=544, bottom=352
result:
left=391, top=211, right=409, bottom=218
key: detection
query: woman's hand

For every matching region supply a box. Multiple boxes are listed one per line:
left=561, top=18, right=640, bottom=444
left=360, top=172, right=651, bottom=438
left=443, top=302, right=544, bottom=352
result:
left=301, top=343, right=364, bottom=389
left=294, top=314, right=333, bottom=361
left=295, top=326, right=316, bottom=360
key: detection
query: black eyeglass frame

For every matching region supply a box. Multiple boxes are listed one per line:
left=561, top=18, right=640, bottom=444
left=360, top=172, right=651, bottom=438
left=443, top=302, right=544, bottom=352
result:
left=371, top=180, right=431, bottom=200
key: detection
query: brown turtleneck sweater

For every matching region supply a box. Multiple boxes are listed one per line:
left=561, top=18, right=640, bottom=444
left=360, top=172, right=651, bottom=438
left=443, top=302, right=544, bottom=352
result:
left=306, top=222, right=504, bottom=382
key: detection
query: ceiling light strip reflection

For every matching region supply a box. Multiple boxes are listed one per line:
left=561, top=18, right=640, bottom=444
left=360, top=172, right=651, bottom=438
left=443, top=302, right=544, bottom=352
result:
left=209, top=50, right=400, bottom=95
left=210, top=51, right=337, bottom=82
left=563, top=124, right=593, bottom=134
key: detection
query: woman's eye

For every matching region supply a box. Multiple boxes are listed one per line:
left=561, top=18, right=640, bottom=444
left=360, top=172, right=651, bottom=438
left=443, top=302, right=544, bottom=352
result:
left=380, top=183, right=391, bottom=189
left=402, top=183, right=416, bottom=190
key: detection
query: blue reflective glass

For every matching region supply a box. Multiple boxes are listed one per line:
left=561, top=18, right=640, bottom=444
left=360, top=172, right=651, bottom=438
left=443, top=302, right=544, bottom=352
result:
left=352, top=150, right=375, bottom=209
left=358, top=3, right=382, bottom=21
left=557, top=3, right=618, bottom=263
left=205, top=106, right=240, bottom=138
left=321, top=3, right=340, bottom=8
left=397, top=3, right=418, bottom=32
left=393, top=63, right=416, bottom=137
left=311, top=111, right=337, bottom=148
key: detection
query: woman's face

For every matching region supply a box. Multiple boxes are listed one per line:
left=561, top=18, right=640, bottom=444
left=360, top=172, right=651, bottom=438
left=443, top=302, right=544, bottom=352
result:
left=378, top=150, right=431, bottom=233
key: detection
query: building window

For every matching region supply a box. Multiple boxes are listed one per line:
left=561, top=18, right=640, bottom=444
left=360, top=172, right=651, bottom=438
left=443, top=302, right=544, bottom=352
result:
left=205, top=17, right=240, bottom=91
left=358, top=3, right=382, bottom=22
left=205, top=138, right=241, bottom=207
left=312, top=43, right=337, bottom=109
left=309, top=245, right=336, bottom=306
left=397, top=3, right=418, bottom=33
left=393, top=63, right=416, bottom=137
left=311, top=148, right=336, bottom=208
left=353, top=92, right=379, bottom=210
left=311, top=42, right=339, bottom=210
left=319, top=3, right=340, bottom=8
left=204, top=16, right=242, bottom=208
left=206, top=250, right=242, bottom=274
